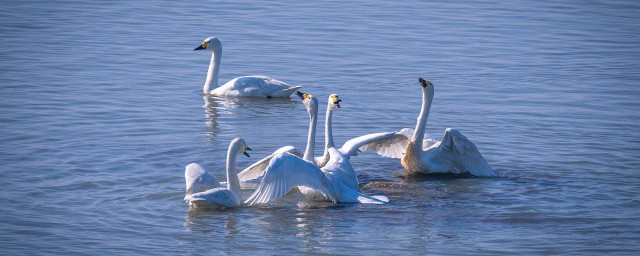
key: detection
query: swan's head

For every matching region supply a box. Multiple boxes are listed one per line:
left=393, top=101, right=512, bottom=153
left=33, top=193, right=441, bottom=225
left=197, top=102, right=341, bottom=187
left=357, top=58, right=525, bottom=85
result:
left=231, top=138, right=252, bottom=157
left=419, top=77, right=432, bottom=88
left=328, top=94, right=342, bottom=109
left=194, top=37, right=222, bottom=51
left=296, top=91, right=318, bottom=113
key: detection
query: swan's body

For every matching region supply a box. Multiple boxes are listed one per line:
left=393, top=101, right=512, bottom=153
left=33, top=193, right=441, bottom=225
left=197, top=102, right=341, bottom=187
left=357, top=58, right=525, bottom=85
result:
left=184, top=138, right=252, bottom=209
left=194, top=37, right=301, bottom=97
left=242, top=92, right=388, bottom=205
left=356, top=78, right=496, bottom=176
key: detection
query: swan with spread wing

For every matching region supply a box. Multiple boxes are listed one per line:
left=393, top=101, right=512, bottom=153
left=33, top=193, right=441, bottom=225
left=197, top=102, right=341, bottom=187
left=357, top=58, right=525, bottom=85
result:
left=242, top=92, right=388, bottom=205
left=349, top=78, right=495, bottom=176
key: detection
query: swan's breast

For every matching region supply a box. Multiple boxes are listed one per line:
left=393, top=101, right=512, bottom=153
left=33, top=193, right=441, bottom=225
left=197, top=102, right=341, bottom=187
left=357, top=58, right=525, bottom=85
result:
left=401, top=142, right=428, bottom=174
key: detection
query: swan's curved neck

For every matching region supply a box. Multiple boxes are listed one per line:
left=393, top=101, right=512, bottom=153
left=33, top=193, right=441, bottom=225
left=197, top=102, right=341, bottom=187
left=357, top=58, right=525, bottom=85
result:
left=204, top=47, right=222, bottom=94
left=323, top=106, right=335, bottom=159
left=226, top=141, right=242, bottom=201
left=411, top=86, right=434, bottom=148
left=303, top=105, right=318, bottom=162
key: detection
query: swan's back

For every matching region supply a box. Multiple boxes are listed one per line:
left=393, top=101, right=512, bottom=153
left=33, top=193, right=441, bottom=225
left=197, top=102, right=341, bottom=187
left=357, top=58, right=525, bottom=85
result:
left=212, top=76, right=301, bottom=97
left=185, top=187, right=241, bottom=209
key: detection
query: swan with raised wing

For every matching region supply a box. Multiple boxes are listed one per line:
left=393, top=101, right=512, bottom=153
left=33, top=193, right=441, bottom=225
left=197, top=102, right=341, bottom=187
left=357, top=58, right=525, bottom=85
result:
left=353, top=78, right=495, bottom=176
left=184, top=138, right=252, bottom=209
left=193, top=37, right=301, bottom=97
left=243, top=92, right=388, bottom=205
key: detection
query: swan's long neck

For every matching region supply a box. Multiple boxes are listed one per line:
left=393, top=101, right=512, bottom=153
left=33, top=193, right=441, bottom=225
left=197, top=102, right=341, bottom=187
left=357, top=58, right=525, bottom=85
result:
left=226, top=141, right=241, bottom=201
left=322, top=105, right=335, bottom=160
left=204, top=47, right=222, bottom=94
left=303, top=105, right=318, bottom=162
left=411, top=86, right=434, bottom=148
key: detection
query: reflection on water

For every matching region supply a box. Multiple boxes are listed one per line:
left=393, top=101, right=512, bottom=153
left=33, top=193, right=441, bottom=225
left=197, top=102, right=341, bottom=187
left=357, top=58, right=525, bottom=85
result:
left=202, top=96, right=219, bottom=135
left=184, top=209, right=240, bottom=236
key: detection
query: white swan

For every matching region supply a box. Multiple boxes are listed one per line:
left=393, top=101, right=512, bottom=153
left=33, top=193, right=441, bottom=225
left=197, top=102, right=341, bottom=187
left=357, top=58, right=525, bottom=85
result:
left=354, top=78, right=495, bottom=176
left=314, top=94, right=400, bottom=168
left=193, top=37, right=301, bottom=97
left=243, top=92, right=389, bottom=205
left=184, top=138, right=252, bottom=209
left=238, top=93, right=394, bottom=178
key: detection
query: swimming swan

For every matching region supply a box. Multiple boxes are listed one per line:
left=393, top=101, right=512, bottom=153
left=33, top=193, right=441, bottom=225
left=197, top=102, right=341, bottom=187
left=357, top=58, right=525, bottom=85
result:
left=184, top=138, right=252, bottom=209
left=238, top=93, right=395, bottom=177
left=193, top=37, right=301, bottom=97
left=354, top=78, right=496, bottom=176
left=314, top=94, right=400, bottom=168
left=243, top=92, right=389, bottom=205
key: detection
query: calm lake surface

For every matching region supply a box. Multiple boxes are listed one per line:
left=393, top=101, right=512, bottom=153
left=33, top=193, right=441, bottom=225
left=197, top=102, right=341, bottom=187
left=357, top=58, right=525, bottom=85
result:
left=1, top=0, right=639, bottom=255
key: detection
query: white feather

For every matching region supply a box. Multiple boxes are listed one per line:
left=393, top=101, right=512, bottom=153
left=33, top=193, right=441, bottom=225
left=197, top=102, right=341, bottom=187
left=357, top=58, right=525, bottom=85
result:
left=195, top=37, right=301, bottom=97
left=244, top=152, right=337, bottom=205
left=237, top=146, right=302, bottom=183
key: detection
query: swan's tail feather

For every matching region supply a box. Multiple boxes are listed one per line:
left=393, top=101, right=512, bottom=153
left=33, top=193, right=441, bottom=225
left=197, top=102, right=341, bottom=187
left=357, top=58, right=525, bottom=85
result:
left=356, top=194, right=389, bottom=204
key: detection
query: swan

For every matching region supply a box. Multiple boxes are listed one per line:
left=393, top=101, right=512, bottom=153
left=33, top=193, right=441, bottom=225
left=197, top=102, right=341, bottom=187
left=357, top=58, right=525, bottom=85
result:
left=238, top=92, right=395, bottom=177
left=193, top=37, right=301, bottom=97
left=313, top=94, right=401, bottom=168
left=353, top=78, right=496, bottom=176
left=184, top=138, right=252, bottom=209
left=243, top=92, right=389, bottom=205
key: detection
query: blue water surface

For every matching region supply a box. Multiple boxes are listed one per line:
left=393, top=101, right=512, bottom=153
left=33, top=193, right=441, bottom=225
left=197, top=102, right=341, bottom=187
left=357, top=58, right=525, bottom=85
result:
left=1, top=0, right=639, bottom=255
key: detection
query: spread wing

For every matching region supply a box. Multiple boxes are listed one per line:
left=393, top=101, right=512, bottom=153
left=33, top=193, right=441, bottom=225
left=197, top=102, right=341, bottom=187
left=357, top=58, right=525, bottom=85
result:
left=352, top=128, right=440, bottom=159
left=184, top=163, right=221, bottom=198
left=237, top=146, right=302, bottom=182
left=435, top=128, right=495, bottom=177
left=339, top=131, right=408, bottom=158
left=244, top=152, right=337, bottom=205
left=353, top=129, right=412, bottom=159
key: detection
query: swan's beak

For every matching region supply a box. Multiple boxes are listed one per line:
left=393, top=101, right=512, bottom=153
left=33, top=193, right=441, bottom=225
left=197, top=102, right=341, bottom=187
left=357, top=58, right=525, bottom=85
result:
left=419, top=78, right=432, bottom=88
left=296, top=91, right=309, bottom=100
left=194, top=44, right=205, bottom=51
left=243, top=147, right=252, bottom=157
left=334, top=99, right=342, bottom=108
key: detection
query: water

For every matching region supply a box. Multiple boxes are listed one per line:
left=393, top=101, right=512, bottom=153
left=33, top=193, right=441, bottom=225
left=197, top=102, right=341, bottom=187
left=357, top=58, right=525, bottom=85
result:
left=1, top=0, right=639, bottom=254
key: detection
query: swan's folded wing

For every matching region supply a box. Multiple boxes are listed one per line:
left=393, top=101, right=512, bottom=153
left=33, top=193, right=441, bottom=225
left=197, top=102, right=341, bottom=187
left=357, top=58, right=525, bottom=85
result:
left=244, top=153, right=337, bottom=205
left=185, top=163, right=221, bottom=198
left=238, top=146, right=302, bottom=182
left=349, top=130, right=411, bottom=159
left=441, top=128, right=495, bottom=177
left=186, top=187, right=238, bottom=207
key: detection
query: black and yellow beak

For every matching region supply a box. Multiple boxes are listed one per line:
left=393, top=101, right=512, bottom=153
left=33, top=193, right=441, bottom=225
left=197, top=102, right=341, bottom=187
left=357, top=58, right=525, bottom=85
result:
left=194, top=41, right=209, bottom=51
left=418, top=77, right=432, bottom=88
left=194, top=44, right=205, bottom=51
left=296, top=91, right=310, bottom=100
left=243, top=147, right=252, bottom=157
left=334, top=99, right=342, bottom=108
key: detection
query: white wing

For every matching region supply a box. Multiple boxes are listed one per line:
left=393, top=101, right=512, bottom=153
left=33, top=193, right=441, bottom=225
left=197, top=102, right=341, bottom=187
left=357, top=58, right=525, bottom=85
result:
left=237, top=146, right=302, bottom=182
left=427, top=128, right=495, bottom=177
left=339, top=132, right=407, bottom=158
left=213, top=76, right=301, bottom=97
left=322, top=148, right=390, bottom=204
left=185, top=187, right=240, bottom=208
left=355, top=130, right=411, bottom=159
left=244, top=153, right=337, bottom=205
left=184, top=163, right=221, bottom=198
